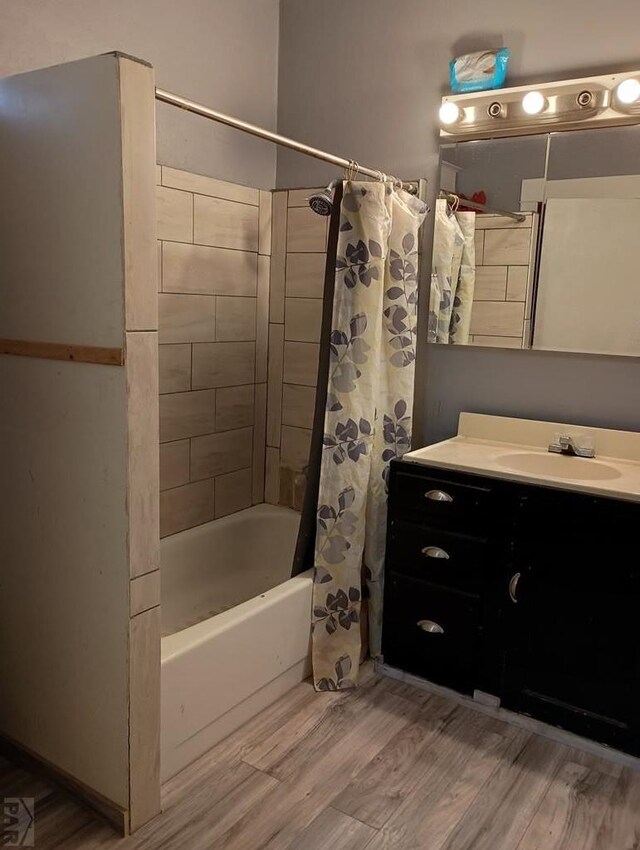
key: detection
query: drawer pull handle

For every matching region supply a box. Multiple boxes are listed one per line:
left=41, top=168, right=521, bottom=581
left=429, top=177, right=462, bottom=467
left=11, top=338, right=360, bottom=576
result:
left=417, top=619, right=444, bottom=634
left=421, top=546, right=450, bottom=560
left=508, top=572, right=521, bottom=604
left=425, top=489, right=453, bottom=503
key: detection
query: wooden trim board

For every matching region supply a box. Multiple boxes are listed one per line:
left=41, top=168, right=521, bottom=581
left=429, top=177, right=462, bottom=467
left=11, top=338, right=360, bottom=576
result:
left=0, top=339, right=124, bottom=366
left=0, top=732, right=128, bottom=835
left=376, top=661, right=640, bottom=774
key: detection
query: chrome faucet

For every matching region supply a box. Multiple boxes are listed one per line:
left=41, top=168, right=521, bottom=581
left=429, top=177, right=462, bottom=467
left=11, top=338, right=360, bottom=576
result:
left=548, top=434, right=596, bottom=458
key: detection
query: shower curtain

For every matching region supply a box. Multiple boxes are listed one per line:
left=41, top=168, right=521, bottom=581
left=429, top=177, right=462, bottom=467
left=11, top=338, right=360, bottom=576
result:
left=310, top=180, right=428, bottom=690
left=428, top=199, right=476, bottom=344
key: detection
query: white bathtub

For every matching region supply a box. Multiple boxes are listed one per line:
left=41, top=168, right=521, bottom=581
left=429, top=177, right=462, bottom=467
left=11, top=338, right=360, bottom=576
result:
left=160, top=504, right=312, bottom=781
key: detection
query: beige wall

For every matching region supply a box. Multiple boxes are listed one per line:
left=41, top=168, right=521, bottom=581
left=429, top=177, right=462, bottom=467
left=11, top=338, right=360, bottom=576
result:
left=469, top=213, right=538, bottom=350
left=157, top=167, right=271, bottom=536
left=0, top=54, right=160, bottom=832
left=265, top=189, right=327, bottom=508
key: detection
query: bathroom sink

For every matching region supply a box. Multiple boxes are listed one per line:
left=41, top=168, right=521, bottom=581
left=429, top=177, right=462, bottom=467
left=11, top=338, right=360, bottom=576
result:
left=498, top=452, right=622, bottom=481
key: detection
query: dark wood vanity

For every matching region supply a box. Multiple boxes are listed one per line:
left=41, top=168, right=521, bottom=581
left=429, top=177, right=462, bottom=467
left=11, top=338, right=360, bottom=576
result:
left=382, top=458, right=640, bottom=757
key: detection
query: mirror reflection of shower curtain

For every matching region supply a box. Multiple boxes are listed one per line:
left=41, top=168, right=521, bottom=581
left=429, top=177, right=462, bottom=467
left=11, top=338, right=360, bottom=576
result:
left=294, top=180, right=427, bottom=691
left=428, top=199, right=476, bottom=344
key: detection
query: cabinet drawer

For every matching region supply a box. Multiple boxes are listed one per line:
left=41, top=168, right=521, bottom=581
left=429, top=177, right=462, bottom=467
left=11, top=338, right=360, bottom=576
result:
left=387, top=522, right=487, bottom=592
left=392, top=470, right=492, bottom=534
left=382, top=573, right=481, bottom=695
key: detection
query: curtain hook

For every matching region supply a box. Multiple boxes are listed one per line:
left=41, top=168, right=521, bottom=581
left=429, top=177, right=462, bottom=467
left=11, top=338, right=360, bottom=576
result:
left=344, top=159, right=359, bottom=181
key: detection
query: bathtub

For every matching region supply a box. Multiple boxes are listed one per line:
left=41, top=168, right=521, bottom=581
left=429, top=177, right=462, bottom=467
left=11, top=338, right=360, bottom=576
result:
left=160, top=504, right=313, bottom=781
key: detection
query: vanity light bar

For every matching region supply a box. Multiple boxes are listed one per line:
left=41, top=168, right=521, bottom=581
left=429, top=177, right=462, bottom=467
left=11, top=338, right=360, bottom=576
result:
left=439, top=70, right=640, bottom=140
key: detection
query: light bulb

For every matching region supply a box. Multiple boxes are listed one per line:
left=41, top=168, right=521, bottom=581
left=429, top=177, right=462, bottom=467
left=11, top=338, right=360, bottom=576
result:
left=616, top=78, right=640, bottom=105
left=522, top=91, right=546, bottom=115
left=439, top=101, right=461, bottom=125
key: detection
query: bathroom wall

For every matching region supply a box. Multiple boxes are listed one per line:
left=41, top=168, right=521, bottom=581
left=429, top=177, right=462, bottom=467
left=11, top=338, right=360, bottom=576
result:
left=265, top=189, right=328, bottom=508
left=277, top=0, right=640, bottom=443
left=0, top=54, right=159, bottom=832
left=469, top=213, right=538, bottom=349
left=0, top=0, right=280, bottom=188
left=157, top=166, right=271, bottom=536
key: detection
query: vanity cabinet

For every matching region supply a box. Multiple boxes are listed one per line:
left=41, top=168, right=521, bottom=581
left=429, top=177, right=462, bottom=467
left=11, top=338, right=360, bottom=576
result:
left=382, top=459, right=640, bottom=757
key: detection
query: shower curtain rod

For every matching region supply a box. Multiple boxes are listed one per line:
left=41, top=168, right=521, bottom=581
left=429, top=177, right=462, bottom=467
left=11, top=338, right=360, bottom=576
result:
left=440, top=191, right=526, bottom=223
left=155, top=88, right=417, bottom=193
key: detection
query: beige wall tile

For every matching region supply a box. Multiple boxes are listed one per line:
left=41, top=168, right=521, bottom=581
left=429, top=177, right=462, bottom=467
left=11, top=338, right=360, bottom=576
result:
left=216, top=296, right=257, bottom=341
left=475, top=212, right=532, bottom=229
left=126, top=331, right=160, bottom=580
left=252, top=383, right=267, bottom=504
left=281, top=425, right=312, bottom=471
left=162, top=242, right=257, bottom=296
left=159, top=343, right=191, bottom=394
left=523, top=318, right=532, bottom=348
left=162, top=166, right=259, bottom=206
left=216, top=384, right=255, bottom=431
left=256, top=256, right=270, bottom=383
left=156, top=164, right=162, bottom=185
left=474, top=266, right=508, bottom=301
left=470, top=301, right=525, bottom=337
left=270, top=191, right=287, bottom=323
left=193, top=194, right=259, bottom=252
left=283, top=341, right=319, bottom=386
left=474, top=230, right=484, bottom=265
left=156, top=185, right=193, bottom=242
left=129, top=605, right=161, bottom=830
left=506, top=266, right=528, bottom=301
left=266, top=323, right=284, bottom=447
left=120, top=60, right=157, bottom=334
left=192, top=341, right=255, bottom=389
left=157, top=241, right=162, bottom=292
left=130, top=571, right=160, bottom=617
left=286, top=206, right=327, bottom=252
left=159, top=440, right=190, bottom=491
left=483, top=228, right=532, bottom=265
left=159, top=389, right=215, bottom=442
left=287, top=187, right=323, bottom=207
left=160, top=479, right=215, bottom=537
left=265, top=447, right=280, bottom=505
left=159, top=293, right=216, bottom=343
left=282, top=383, right=316, bottom=429
left=259, top=190, right=272, bottom=256
left=286, top=253, right=326, bottom=298
left=190, top=427, right=253, bottom=480
left=472, top=335, right=523, bottom=349
left=285, top=298, right=322, bottom=342
left=215, top=468, right=252, bottom=518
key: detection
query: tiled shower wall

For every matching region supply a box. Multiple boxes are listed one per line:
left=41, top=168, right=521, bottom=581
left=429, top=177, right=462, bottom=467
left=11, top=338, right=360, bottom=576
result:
left=469, top=212, right=539, bottom=349
left=265, top=188, right=328, bottom=509
left=156, top=166, right=271, bottom=537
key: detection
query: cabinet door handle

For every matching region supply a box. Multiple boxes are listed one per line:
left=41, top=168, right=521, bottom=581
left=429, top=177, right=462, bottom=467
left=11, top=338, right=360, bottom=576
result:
left=508, top=572, right=521, bottom=604
left=417, top=619, right=444, bottom=634
left=421, top=546, right=450, bottom=560
left=425, top=489, right=454, bottom=503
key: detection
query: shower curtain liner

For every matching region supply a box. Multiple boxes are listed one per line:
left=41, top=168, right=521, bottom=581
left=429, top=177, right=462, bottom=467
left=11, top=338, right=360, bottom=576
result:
left=294, top=180, right=427, bottom=690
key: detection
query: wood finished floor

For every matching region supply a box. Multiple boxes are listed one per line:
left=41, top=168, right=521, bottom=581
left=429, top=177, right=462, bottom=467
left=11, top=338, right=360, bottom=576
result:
left=2, top=666, right=640, bottom=849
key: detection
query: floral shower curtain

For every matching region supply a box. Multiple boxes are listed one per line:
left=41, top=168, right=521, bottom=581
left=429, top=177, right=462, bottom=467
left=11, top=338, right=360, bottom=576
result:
left=311, top=181, right=428, bottom=690
left=428, top=199, right=476, bottom=344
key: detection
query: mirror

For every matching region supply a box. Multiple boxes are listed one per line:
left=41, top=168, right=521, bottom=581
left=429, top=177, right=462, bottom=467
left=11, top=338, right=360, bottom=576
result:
left=429, top=124, right=640, bottom=356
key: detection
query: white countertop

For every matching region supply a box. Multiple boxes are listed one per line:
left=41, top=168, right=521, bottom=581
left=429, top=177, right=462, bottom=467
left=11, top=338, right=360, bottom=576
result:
left=403, top=413, right=640, bottom=503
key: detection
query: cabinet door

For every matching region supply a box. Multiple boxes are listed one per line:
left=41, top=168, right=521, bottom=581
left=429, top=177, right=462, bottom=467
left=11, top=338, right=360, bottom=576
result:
left=502, top=529, right=640, bottom=754
left=382, top=573, right=482, bottom=695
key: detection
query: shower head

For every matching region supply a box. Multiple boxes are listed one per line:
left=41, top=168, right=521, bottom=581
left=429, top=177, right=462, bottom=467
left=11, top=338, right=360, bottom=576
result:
left=308, top=180, right=339, bottom=216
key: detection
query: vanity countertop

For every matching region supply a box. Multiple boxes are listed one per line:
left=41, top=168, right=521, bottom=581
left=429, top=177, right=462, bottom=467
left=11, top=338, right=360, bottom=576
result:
left=403, top=413, right=640, bottom=503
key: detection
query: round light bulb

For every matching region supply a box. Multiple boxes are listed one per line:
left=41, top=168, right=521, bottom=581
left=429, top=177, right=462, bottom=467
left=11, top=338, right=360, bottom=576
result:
left=522, top=91, right=546, bottom=115
left=439, top=101, right=461, bottom=125
left=616, top=78, right=640, bottom=105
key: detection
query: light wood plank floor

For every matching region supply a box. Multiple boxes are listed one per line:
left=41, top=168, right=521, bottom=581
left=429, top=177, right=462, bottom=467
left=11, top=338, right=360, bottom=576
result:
left=2, top=667, right=640, bottom=849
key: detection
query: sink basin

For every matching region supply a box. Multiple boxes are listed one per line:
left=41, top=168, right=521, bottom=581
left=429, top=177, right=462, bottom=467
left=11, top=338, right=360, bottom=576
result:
left=498, top=452, right=622, bottom=481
